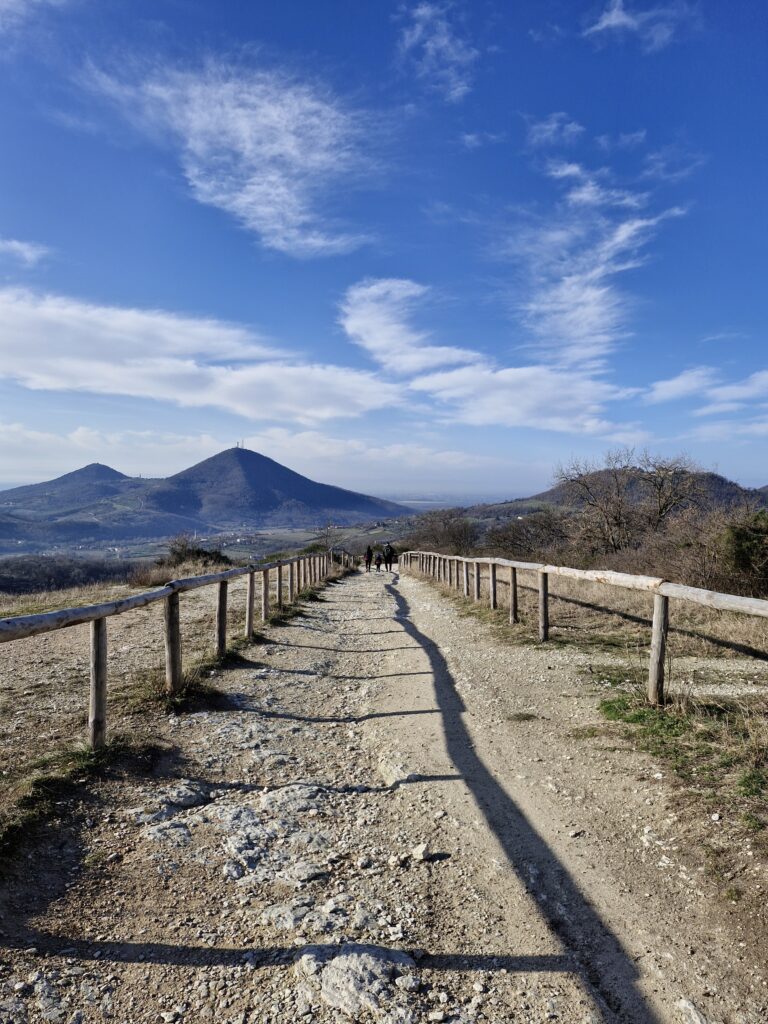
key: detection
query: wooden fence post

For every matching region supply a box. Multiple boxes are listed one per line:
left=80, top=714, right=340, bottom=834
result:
left=288, top=561, right=295, bottom=603
left=489, top=562, right=497, bottom=609
left=448, top=559, right=453, bottom=588
left=509, top=566, right=518, bottom=624
left=245, top=571, right=255, bottom=638
left=216, top=580, right=228, bottom=657
left=88, top=617, right=107, bottom=748
left=164, top=591, right=182, bottom=695
left=261, top=569, right=269, bottom=622
left=538, top=571, right=549, bottom=642
left=648, top=594, right=669, bottom=705
left=473, top=561, right=481, bottom=602
left=277, top=562, right=283, bottom=608
left=463, top=560, right=469, bottom=597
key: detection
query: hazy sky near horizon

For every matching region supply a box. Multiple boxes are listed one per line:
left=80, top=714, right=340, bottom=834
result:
left=0, top=0, right=766, bottom=498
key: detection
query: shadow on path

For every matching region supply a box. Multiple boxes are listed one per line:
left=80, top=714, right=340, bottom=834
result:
left=386, top=582, right=662, bottom=1024
left=5, top=932, right=574, bottom=975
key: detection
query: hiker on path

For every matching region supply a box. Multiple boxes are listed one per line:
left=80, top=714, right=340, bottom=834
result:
left=374, top=551, right=383, bottom=572
left=364, top=546, right=373, bottom=572
left=383, top=542, right=396, bottom=572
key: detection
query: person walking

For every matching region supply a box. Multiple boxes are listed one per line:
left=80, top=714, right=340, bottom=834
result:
left=383, top=542, right=396, bottom=572
left=374, top=551, right=383, bottom=572
left=364, top=546, right=373, bottom=572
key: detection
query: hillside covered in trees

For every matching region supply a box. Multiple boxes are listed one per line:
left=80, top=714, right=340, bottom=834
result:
left=405, top=450, right=768, bottom=597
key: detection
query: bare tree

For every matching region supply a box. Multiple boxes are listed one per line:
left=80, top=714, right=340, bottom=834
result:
left=486, top=508, right=570, bottom=560
left=555, top=448, right=639, bottom=554
left=554, top=448, right=702, bottom=555
left=636, top=450, right=703, bottom=530
left=407, top=509, right=479, bottom=555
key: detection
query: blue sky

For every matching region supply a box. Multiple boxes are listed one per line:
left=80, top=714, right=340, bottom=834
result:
left=0, top=0, right=766, bottom=499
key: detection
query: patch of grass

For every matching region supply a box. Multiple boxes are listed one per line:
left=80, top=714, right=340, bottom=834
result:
left=737, top=767, right=766, bottom=797
left=116, top=657, right=229, bottom=715
left=742, top=811, right=765, bottom=832
left=569, top=724, right=616, bottom=740
left=596, top=686, right=768, bottom=856
left=0, top=737, right=150, bottom=866
left=507, top=712, right=539, bottom=722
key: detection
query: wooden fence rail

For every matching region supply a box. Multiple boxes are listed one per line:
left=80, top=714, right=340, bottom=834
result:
left=0, top=548, right=355, bottom=749
left=401, top=550, right=768, bottom=706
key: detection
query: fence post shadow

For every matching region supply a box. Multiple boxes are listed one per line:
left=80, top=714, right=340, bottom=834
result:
left=386, top=582, right=663, bottom=1024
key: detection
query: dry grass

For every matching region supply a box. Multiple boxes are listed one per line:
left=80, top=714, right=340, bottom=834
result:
left=0, top=580, right=137, bottom=618
left=0, top=563, right=346, bottom=863
left=417, top=564, right=768, bottom=662
left=594, top=669, right=768, bottom=860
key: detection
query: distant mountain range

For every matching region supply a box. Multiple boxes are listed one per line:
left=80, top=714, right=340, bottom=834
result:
left=0, top=448, right=410, bottom=544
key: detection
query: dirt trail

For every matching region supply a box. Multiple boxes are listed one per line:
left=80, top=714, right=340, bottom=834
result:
left=0, top=569, right=765, bottom=1024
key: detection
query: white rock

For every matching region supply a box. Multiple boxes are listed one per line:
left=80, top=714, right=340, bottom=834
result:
left=296, top=943, right=415, bottom=1019
left=395, top=974, right=420, bottom=992
left=411, top=843, right=429, bottom=862
left=676, top=998, right=711, bottom=1024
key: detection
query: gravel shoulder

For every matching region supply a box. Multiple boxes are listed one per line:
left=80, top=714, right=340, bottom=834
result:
left=0, top=569, right=765, bottom=1024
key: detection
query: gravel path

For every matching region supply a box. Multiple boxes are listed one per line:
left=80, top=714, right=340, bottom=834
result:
left=0, top=569, right=765, bottom=1023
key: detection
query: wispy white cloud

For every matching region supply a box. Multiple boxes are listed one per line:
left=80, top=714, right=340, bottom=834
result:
left=341, top=277, right=651, bottom=437
left=691, top=401, right=744, bottom=418
left=526, top=112, right=584, bottom=148
left=690, top=417, right=768, bottom=443
left=460, top=131, right=503, bottom=150
left=507, top=206, right=684, bottom=365
left=546, top=162, right=648, bottom=209
left=596, top=129, right=647, bottom=150
left=0, top=287, right=399, bottom=424
left=339, top=278, right=481, bottom=375
left=89, top=61, right=374, bottom=258
left=409, top=362, right=633, bottom=433
left=699, top=330, right=749, bottom=345
left=642, top=145, right=706, bottom=183
left=646, top=367, right=768, bottom=423
left=246, top=427, right=501, bottom=472
left=0, top=0, right=67, bottom=34
left=0, top=236, right=50, bottom=265
left=584, top=0, right=694, bottom=52
left=399, top=2, right=478, bottom=103
left=705, top=370, right=768, bottom=405
left=645, top=366, right=718, bottom=403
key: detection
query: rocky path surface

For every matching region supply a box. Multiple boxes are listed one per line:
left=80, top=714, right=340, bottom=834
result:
left=1, top=569, right=765, bottom=1023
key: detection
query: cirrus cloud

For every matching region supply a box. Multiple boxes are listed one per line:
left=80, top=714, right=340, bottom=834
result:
left=339, top=278, right=481, bottom=375
left=88, top=60, right=376, bottom=258
left=399, top=2, right=479, bottom=103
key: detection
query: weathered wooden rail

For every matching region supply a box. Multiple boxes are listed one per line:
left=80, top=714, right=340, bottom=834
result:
left=0, top=549, right=355, bottom=748
left=401, top=551, right=768, bottom=705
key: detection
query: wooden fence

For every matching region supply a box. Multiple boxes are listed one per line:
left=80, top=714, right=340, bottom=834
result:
left=401, top=550, right=768, bottom=705
left=0, top=549, right=354, bottom=748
